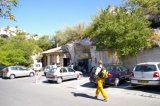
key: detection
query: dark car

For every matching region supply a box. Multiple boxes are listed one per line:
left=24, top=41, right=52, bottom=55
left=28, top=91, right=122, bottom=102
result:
left=0, top=65, right=6, bottom=77
left=89, top=64, right=132, bottom=87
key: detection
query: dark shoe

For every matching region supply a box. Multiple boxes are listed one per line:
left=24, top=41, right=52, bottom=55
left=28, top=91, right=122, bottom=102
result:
left=103, top=99, right=107, bottom=102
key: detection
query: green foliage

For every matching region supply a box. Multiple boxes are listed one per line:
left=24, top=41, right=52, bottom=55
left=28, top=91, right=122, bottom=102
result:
left=0, top=37, right=8, bottom=46
left=86, top=6, right=152, bottom=56
left=123, top=0, right=160, bottom=14
left=0, top=0, right=19, bottom=20
left=0, top=32, right=40, bottom=66
left=37, top=35, right=52, bottom=51
left=53, top=22, right=87, bottom=46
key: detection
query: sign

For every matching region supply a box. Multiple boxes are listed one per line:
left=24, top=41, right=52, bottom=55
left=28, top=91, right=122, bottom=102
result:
left=80, top=53, right=89, bottom=59
left=106, top=53, right=111, bottom=58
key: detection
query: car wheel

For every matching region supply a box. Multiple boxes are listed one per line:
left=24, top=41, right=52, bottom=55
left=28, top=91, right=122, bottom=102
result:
left=57, top=77, right=63, bottom=84
left=29, top=72, right=34, bottom=77
left=10, top=74, right=15, bottom=79
left=114, top=78, right=120, bottom=87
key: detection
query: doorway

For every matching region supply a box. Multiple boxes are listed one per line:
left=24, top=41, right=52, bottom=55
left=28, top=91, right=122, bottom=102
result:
left=63, top=58, right=70, bottom=66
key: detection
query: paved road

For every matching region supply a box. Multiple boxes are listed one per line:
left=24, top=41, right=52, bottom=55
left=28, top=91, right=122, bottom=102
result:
left=0, top=72, right=160, bottom=106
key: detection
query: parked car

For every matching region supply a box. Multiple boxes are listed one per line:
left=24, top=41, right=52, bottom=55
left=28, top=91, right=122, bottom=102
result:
left=30, top=63, right=42, bottom=72
left=46, top=67, right=83, bottom=84
left=89, top=64, right=132, bottom=87
left=0, top=65, right=6, bottom=77
left=130, top=62, right=160, bottom=87
left=2, top=66, right=35, bottom=79
left=44, top=65, right=60, bottom=75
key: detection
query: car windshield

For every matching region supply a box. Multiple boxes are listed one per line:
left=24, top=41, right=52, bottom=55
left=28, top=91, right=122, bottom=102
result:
left=134, top=64, right=157, bottom=72
left=104, top=65, right=114, bottom=72
left=45, top=66, right=50, bottom=69
left=49, top=68, right=57, bottom=73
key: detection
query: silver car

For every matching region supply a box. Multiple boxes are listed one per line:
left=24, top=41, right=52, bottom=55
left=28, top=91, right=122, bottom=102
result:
left=2, top=66, right=35, bottom=79
left=46, top=67, right=83, bottom=84
left=130, top=62, right=160, bottom=87
left=44, top=65, right=60, bottom=75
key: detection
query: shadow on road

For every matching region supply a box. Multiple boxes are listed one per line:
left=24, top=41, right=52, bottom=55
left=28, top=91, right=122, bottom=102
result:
left=71, top=92, right=101, bottom=100
left=112, top=81, right=160, bottom=95
left=125, top=85, right=160, bottom=94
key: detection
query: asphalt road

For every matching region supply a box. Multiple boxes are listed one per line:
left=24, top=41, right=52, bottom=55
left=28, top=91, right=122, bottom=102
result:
left=0, top=72, right=160, bottom=106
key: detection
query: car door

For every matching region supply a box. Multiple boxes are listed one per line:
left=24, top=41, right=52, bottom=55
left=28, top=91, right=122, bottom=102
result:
left=59, top=68, right=69, bottom=80
left=20, top=66, right=29, bottom=76
left=13, top=66, right=23, bottom=77
left=115, top=66, right=125, bottom=80
left=120, top=65, right=131, bottom=79
left=67, top=67, right=76, bottom=79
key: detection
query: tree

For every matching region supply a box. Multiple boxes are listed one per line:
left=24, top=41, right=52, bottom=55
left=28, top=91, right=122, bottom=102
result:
left=0, top=0, right=19, bottom=20
left=0, top=37, right=7, bottom=46
left=86, top=6, right=152, bottom=58
left=123, top=0, right=160, bottom=14
left=53, top=22, right=87, bottom=46
left=37, top=35, right=53, bottom=51
left=0, top=32, right=40, bottom=66
left=123, top=0, right=160, bottom=28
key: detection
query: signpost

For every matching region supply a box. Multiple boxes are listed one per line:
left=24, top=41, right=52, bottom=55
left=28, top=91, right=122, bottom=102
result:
left=35, top=72, right=38, bottom=84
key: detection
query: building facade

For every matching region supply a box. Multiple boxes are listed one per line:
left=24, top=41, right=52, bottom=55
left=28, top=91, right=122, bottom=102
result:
left=42, top=38, right=114, bottom=72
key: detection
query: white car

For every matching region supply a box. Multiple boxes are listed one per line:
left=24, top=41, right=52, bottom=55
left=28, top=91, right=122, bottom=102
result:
left=130, top=62, right=160, bottom=87
left=44, top=65, right=60, bottom=75
left=46, top=67, right=83, bottom=84
left=2, top=66, right=35, bottom=79
left=30, top=63, right=42, bottom=72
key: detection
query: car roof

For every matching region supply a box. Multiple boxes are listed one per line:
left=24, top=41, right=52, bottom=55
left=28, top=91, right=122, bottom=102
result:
left=136, top=62, right=160, bottom=65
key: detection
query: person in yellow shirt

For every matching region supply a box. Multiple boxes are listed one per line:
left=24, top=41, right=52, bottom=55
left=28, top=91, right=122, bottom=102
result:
left=94, top=60, right=108, bottom=102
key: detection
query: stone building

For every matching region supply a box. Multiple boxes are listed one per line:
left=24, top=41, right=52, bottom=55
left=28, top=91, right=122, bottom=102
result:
left=42, top=38, right=114, bottom=72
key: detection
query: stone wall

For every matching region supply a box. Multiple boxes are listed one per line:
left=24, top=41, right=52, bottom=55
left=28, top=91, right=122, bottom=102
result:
left=123, top=47, right=160, bottom=70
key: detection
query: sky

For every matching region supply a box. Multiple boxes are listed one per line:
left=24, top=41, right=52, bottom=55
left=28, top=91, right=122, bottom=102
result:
left=0, top=0, right=123, bottom=36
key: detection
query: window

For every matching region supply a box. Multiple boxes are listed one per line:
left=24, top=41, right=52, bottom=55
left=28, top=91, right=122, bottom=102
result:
left=134, top=65, right=157, bottom=72
left=105, top=65, right=114, bottom=72
left=68, top=68, right=75, bottom=72
left=49, top=68, right=57, bottom=73
left=60, top=68, right=67, bottom=73
left=116, top=66, right=122, bottom=72
left=120, top=66, right=128, bottom=72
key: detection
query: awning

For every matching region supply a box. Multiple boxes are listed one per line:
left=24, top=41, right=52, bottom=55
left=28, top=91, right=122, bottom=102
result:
left=42, top=47, right=68, bottom=54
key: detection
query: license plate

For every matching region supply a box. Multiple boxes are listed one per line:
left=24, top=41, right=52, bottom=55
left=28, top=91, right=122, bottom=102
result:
left=47, top=74, right=52, bottom=76
left=138, top=80, right=148, bottom=83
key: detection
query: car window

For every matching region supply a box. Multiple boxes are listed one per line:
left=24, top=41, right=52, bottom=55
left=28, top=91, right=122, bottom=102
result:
left=49, top=68, right=57, bottom=73
left=35, top=64, right=40, bottom=67
left=105, top=65, right=114, bottom=72
left=2, top=67, right=7, bottom=71
left=11, top=67, right=19, bottom=71
left=0, top=66, right=6, bottom=71
left=21, top=67, right=27, bottom=70
left=60, top=68, right=67, bottom=73
left=134, top=65, right=157, bottom=72
left=120, top=66, right=128, bottom=72
left=45, top=66, right=50, bottom=69
left=116, top=66, right=122, bottom=72
left=68, top=68, right=75, bottom=72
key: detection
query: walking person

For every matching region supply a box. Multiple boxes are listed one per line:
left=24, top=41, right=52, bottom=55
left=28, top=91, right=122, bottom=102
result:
left=94, top=60, right=108, bottom=102
left=71, top=63, right=74, bottom=69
